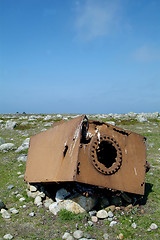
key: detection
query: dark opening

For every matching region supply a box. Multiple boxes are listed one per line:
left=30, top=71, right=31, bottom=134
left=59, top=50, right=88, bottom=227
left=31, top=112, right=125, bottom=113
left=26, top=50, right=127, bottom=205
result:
left=96, top=141, right=117, bottom=168
left=63, top=145, right=68, bottom=157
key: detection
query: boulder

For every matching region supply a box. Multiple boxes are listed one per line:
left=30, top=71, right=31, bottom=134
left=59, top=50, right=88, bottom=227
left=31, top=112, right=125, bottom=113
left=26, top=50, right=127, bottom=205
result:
left=5, top=120, right=17, bottom=130
left=0, top=143, right=15, bottom=151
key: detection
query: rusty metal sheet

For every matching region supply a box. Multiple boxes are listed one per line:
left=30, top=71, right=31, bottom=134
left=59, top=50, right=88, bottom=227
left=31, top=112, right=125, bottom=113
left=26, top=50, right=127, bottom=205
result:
left=25, top=115, right=147, bottom=195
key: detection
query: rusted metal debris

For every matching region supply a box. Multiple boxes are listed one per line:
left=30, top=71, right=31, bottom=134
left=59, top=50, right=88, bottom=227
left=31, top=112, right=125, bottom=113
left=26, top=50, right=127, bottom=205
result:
left=25, top=115, right=149, bottom=195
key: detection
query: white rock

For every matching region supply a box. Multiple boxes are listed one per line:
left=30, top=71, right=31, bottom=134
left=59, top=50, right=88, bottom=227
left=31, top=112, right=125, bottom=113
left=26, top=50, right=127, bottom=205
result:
left=43, top=199, right=54, bottom=208
left=34, top=196, right=42, bottom=205
left=9, top=208, right=19, bottom=214
left=37, top=191, right=45, bottom=198
left=30, top=185, right=37, bottom=192
left=1, top=209, right=11, bottom=219
left=55, top=188, right=70, bottom=202
left=49, top=202, right=61, bottom=215
left=49, top=200, right=85, bottom=215
left=103, top=233, right=109, bottom=239
left=91, top=216, right=98, bottom=223
left=73, top=230, right=83, bottom=239
left=15, top=138, right=30, bottom=152
left=29, top=211, right=35, bottom=217
left=19, top=197, right=25, bottom=202
left=17, top=154, right=27, bottom=162
left=3, top=234, right=13, bottom=239
left=97, top=209, right=108, bottom=219
left=150, top=223, right=158, bottom=230
left=109, top=221, right=118, bottom=227
left=5, top=120, right=17, bottom=130
left=131, top=222, right=137, bottom=229
left=136, top=115, right=147, bottom=123
left=62, top=232, right=71, bottom=239
left=107, top=211, right=114, bottom=218
left=106, top=121, right=116, bottom=126
left=0, top=143, right=15, bottom=151
left=44, top=115, right=52, bottom=121
left=88, top=221, right=93, bottom=226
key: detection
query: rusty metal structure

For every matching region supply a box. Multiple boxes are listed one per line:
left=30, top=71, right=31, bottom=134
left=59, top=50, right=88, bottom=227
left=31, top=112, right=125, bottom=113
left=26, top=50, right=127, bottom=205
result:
left=25, top=115, right=147, bottom=195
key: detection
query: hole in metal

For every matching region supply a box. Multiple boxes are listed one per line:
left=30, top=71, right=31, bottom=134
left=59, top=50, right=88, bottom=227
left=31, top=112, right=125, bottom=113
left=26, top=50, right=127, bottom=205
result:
left=96, top=141, right=117, bottom=168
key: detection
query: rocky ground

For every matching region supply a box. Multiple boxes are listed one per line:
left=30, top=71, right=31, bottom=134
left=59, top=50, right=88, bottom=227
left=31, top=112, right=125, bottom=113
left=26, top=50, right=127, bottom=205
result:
left=0, top=112, right=160, bottom=239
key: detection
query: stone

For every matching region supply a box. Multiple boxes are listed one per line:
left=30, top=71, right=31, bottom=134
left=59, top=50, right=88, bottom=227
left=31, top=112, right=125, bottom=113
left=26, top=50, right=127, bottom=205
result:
left=108, top=217, right=113, bottom=221
left=0, top=137, right=5, bottom=145
left=26, top=190, right=38, bottom=198
left=1, top=209, right=11, bottom=219
left=84, top=233, right=92, bottom=239
left=30, top=185, right=37, bottom=192
left=109, top=221, right=117, bottom=227
left=62, top=232, right=71, bottom=239
left=88, top=220, right=93, bottom=226
left=3, top=234, right=14, bottom=239
left=131, top=222, right=137, bottom=229
left=136, top=115, right=147, bottom=123
left=105, top=205, right=115, bottom=212
left=149, top=223, right=158, bottom=230
left=107, top=211, right=114, bottom=218
left=34, top=196, right=42, bottom=205
left=37, top=191, right=45, bottom=198
left=19, top=197, right=25, bottom=202
left=9, top=208, right=19, bottom=214
left=110, top=196, right=122, bottom=206
left=55, top=188, right=70, bottom=202
left=43, top=199, right=54, bottom=208
left=0, top=200, right=6, bottom=210
left=89, top=210, right=97, bottom=216
left=15, top=138, right=30, bottom=152
left=105, top=121, right=116, bottom=126
left=29, top=211, right=35, bottom=217
left=17, top=154, right=27, bottom=162
left=44, top=115, right=52, bottom=121
left=103, top=233, right=109, bottom=239
left=97, top=209, right=108, bottom=219
left=73, top=230, right=83, bottom=239
left=49, top=200, right=85, bottom=215
left=91, top=216, right=98, bottom=223
left=118, top=233, right=124, bottom=239
left=5, top=120, right=17, bottom=129
left=0, top=143, right=15, bottom=151
left=71, top=195, right=98, bottom=212
left=7, top=185, right=14, bottom=190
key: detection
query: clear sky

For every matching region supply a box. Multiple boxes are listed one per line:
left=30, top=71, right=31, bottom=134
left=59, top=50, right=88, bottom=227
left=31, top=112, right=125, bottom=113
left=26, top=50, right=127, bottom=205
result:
left=0, top=0, right=160, bottom=114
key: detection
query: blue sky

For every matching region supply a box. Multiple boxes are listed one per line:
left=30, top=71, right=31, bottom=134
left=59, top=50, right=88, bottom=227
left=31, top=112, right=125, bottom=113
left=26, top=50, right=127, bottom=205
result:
left=0, top=0, right=160, bottom=114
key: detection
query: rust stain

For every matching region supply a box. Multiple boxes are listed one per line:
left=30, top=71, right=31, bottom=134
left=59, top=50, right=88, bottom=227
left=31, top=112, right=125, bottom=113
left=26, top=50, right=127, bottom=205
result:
left=24, top=115, right=148, bottom=195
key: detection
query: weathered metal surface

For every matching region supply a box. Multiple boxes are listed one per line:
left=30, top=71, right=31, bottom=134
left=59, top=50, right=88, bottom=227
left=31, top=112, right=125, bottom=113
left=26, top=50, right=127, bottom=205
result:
left=25, top=115, right=147, bottom=195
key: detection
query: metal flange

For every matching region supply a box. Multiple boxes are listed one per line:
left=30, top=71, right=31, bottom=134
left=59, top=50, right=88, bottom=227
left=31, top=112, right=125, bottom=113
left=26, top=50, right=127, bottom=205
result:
left=89, top=134, right=122, bottom=175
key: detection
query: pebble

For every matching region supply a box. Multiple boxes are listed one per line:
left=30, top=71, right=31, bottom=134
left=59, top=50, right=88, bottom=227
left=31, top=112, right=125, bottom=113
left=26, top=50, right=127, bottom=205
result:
left=29, top=211, right=35, bottom=217
left=88, top=221, right=93, bottom=226
left=131, top=222, right=137, bottom=229
left=3, top=234, right=14, bottom=239
left=105, top=205, right=115, bottom=212
left=91, top=216, right=98, bottom=223
left=30, top=185, right=37, bottom=192
left=149, top=223, right=158, bottom=230
left=1, top=209, right=11, bottom=219
left=103, top=233, right=109, bottom=239
left=109, top=221, right=117, bottom=227
left=107, top=211, right=114, bottom=218
left=7, top=185, right=14, bottom=190
left=19, top=197, right=25, bottom=202
left=117, top=233, right=124, bottom=239
left=89, top=210, right=97, bottom=216
left=73, top=230, right=83, bottom=239
left=108, top=217, right=113, bottom=221
left=9, top=208, right=19, bottom=214
left=97, top=209, right=108, bottom=219
left=34, top=196, right=42, bottom=205
left=62, top=232, right=71, bottom=239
